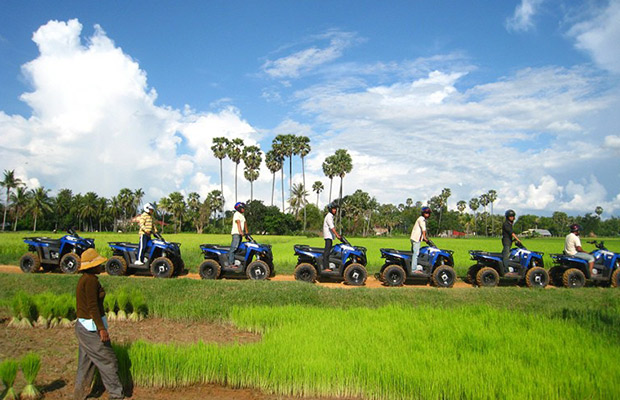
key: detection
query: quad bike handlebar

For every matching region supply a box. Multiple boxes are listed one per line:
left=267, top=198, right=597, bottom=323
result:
left=245, top=233, right=256, bottom=243
left=339, top=236, right=352, bottom=246
left=587, top=240, right=607, bottom=250
left=425, top=239, right=436, bottom=248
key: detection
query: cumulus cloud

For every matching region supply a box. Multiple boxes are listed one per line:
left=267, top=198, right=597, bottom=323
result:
left=262, top=31, right=359, bottom=79
left=568, top=0, right=620, bottom=74
left=0, top=19, right=258, bottom=205
left=506, top=0, right=544, bottom=32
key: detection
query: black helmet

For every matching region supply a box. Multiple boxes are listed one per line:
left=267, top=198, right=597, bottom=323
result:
left=328, top=202, right=339, bottom=210
left=570, top=224, right=581, bottom=233
left=234, top=202, right=246, bottom=212
left=421, top=206, right=431, bottom=215
left=505, top=209, right=516, bottom=218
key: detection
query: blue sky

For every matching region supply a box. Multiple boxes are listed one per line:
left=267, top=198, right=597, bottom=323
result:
left=1, top=0, right=619, bottom=216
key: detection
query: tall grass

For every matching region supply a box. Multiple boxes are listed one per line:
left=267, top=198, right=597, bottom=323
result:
left=114, top=305, right=620, bottom=399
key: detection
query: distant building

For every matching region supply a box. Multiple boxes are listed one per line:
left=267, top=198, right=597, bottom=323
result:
left=439, top=230, right=467, bottom=238
left=521, top=228, right=552, bottom=237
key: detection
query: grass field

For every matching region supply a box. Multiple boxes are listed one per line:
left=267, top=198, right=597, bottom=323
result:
left=1, top=273, right=619, bottom=399
left=1, top=231, right=619, bottom=275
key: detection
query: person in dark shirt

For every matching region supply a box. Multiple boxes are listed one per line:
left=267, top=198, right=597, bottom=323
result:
left=74, top=248, right=124, bottom=400
left=502, top=210, right=522, bottom=274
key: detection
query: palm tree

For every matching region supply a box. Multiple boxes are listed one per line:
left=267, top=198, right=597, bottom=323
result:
left=1, top=170, right=24, bottom=231
left=312, top=181, right=324, bottom=208
left=117, top=188, right=135, bottom=228
left=295, top=136, right=311, bottom=230
left=10, top=186, right=30, bottom=231
left=322, top=156, right=337, bottom=203
left=437, top=188, right=451, bottom=236
left=242, top=145, right=262, bottom=201
left=469, top=197, right=480, bottom=234
left=457, top=200, right=467, bottom=213
left=168, top=192, right=186, bottom=233
left=272, top=142, right=287, bottom=212
left=27, top=187, right=53, bottom=232
left=487, top=189, right=497, bottom=235
left=187, top=192, right=202, bottom=233
left=157, top=196, right=172, bottom=233
left=479, top=193, right=490, bottom=236
left=80, top=192, right=99, bottom=231
left=134, top=188, right=145, bottom=213
left=265, top=149, right=283, bottom=207
left=595, top=206, right=603, bottom=217
left=205, top=190, right=224, bottom=224
left=53, top=188, right=73, bottom=231
left=211, top=137, right=229, bottom=203
left=226, top=138, right=244, bottom=203
left=272, top=134, right=296, bottom=200
left=288, top=183, right=309, bottom=218
left=332, top=149, right=353, bottom=225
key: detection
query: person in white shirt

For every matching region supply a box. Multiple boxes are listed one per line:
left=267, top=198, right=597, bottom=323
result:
left=564, top=224, right=594, bottom=274
left=410, top=207, right=431, bottom=274
left=322, top=203, right=341, bottom=272
left=228, top=202, right=248, bottom=267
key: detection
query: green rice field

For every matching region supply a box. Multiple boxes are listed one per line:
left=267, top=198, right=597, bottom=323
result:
left=1, top=231, right=619, bottom=275
left=0, top=273, right=619, bottom=399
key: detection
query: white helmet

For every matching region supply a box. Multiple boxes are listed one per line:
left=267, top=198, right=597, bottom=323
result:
left=144, top=202, right=156, bottom=213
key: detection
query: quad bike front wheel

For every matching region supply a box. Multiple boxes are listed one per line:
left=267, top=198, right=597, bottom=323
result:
left=344, top=263, right=367, bottom=286
left=60, top=253, right=80, bottom=274
left=294, top=263, right=317, bottom=283
left=611, top=268, right=620, bottom=288
left=150, top=257, right=174, bottom=278
left=525, top=267, right=549, bottom=288
left=562, top=268, right=585, bottom=288
left=246, top=260, right=270, bottom=280
left=382, top=265, right=406, bottom=287
left=476, top=267, right=499, bottom=287
left=547, top=266, right=563, bottom=287
left=105, top=256, right=128, bottom=276
left=466, top=265, right=480, bottom=285
left=19, top=252, right=41, bottom=273
left=432, top=265, right=456, bottom=288
left=199, top=259, right=221, bottom=279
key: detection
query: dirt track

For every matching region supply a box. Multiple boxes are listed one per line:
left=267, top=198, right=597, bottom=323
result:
left=0, top=264, right=473, bottom=288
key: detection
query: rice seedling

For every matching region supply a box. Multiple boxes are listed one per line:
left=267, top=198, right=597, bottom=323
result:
left=19, top=353, right=41, bottom=400
left=9, top=291, right=36, bottom=328
left=33, top=292, right=56, bottom=328
left=55, top=294, right=76, bottom=328
left=128, top=288, right=147, bottom=322
left=115, top=289, right=129, bottom=321
left=0, top=359, right=19, bottom=400
left=104, top=292, right=117, bottom=321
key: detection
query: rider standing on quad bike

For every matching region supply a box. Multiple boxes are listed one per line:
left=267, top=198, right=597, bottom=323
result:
left=502, top=210, right=522, bottom=274
left=135, top=203, right=157, bottom=265
left=410, top=207, right=431, bottom=274
left=564, top=224, right=594, bottom=275
left=228, top=202, right=249, bottom=267
left=323, top=203, right=342, bottom=272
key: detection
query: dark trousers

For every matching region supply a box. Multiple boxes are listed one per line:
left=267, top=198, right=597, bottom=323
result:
left=74, top=323, right=124, bottom=400
left=501, top=239, right=512, bottom=273
left=323, top=238, right=333, bottom=270
left=228, top=234, right=242, bottom=265
left=137, top=234, right=150, bottom=262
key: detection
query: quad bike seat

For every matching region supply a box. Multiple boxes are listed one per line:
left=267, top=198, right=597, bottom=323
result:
left=294, top=245, right=325, bottom=254
left=109, top=242, right=138, bottom=249
left=381, top=248, right=413, bottom=256
left=201, top=244, right=231, bottom=251
left=25, top=237, right=60, bottom=245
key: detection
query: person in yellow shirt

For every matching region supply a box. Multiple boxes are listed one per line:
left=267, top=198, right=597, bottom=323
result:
left=135, top=203, right=157, bottom=265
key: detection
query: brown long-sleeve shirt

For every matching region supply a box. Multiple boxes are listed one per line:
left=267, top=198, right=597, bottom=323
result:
left=76, top=273, right=106, bottom=331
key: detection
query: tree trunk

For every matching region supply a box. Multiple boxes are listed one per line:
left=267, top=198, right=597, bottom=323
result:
left=234, top=163, right=238, bottom=203
left=219, top=159, right=224, bottom=201
left=316, top=192, right=319, bottom=208
left=328, top=178, right=333, bottom=203
left=2, top=189, right=8, bottom=231
left=271, top=173, right=275, bottom=206
left=250, top=182, right=254, bottom=202
left=337, top=176, right=343, bottom=232
left=33, top=213, right=37, bottom=232
left=281, top=169, right=285, bottom=213
left=302, top=157, right=306, bottom=231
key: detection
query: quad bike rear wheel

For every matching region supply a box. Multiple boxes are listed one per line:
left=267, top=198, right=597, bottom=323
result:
left=525, top=266, right=549, bottom=288
left=19, top=252, right=41, bottom=273
left=610, top=268, right=619, bottom=288
left=105, top=256, right=128, bottom=276
left=562, top=268, right=585, bottom=288
left=246, top=260, right=270, bottom=280
left=60, top=253, right=80, bottom=274
left=294, top=263, right=317, bottom=283
left=432, top=265, right=456, bottom=288
left=547, top=266, right=563, bottom=287
left=150, top=257, right=174, bottom=278
left=199, top=259, right=221, bottom=279
left=382, top=265, right=406, bottom=287
left=344, top=263, right=367, bottom=286
left=466, top=265, right=480, bottom=285
left=476, top=267, right=499, bottom=287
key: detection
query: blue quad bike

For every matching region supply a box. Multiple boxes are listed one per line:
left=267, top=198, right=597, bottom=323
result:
left=198, top=234, right=274, bottom=280
left=549, top=240, right=620, bottom=288
left=375, top=240, right=457, bottom=288
left=466, top=242, right=548, bottom=288
left=19, top=228, right=95, bottom=274
left=105, top=232, right=184, bottom=278
left=293, top=236, right=368, bottom=286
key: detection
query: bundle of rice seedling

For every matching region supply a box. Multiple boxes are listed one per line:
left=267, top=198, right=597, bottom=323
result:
left=19, top=353, right=41, bottom=400
left=115, top=289, right=129, bottom=321
left=0, top=359, right=19, bottom=400
left=7, top=296, right=21, bottom=328
left=10, top=292, right=36, bottom=329
left=33, top=293, right=56, bottom=329
left=128, top=289, right=148, bottom=322
left=104, top=293, right=117, bottom=322
left=56, top=294, right=76, bottom=328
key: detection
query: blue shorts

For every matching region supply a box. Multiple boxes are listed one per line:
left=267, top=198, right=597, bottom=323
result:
left=573, top=252, right=595, bottom=263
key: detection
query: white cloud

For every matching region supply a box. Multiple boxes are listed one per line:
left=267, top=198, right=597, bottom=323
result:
left=262, top=31, right=359, bottom=79
left=568, top=0, right=620, bottom=73
left=0, top=19, right=258, bottom=206
left=506, top=0, right=544, bottom=33
left=605, top=134, right=620, bottom=150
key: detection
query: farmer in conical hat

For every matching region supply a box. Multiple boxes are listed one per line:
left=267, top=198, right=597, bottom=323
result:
left=74, top=248, right=124, bottom=400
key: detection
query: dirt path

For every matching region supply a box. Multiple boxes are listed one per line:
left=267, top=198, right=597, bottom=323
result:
left=0, top=264, right=472, bottom=289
